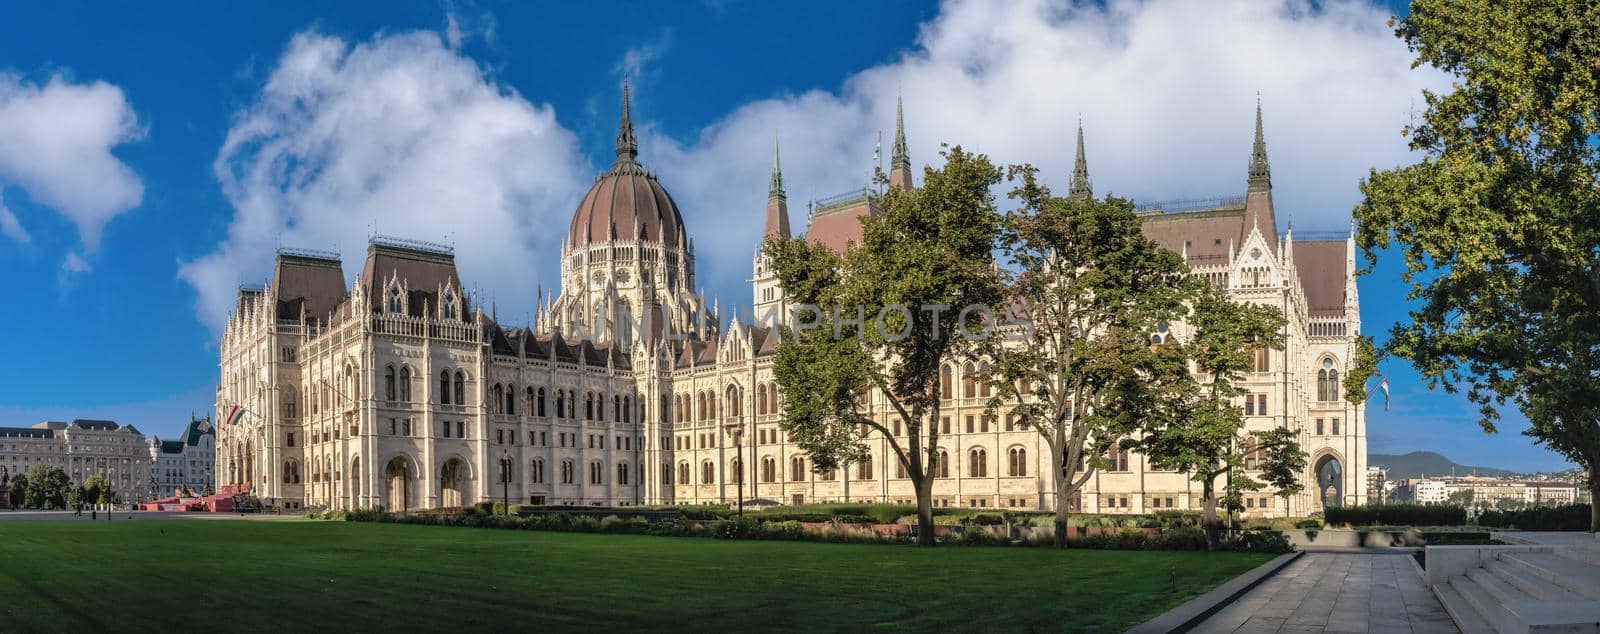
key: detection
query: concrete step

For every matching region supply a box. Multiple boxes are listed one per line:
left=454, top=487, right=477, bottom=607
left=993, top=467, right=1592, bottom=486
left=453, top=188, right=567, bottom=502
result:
left=1501, top=552, right=1600, bottom=600
left=1557, top=542, right=1600, bottom=566
left=1437, top=578, right=1496, bottom=634
left=1484, top=559, right=1580, bottom=603
left=1467, top=565, right=1534, bottom=608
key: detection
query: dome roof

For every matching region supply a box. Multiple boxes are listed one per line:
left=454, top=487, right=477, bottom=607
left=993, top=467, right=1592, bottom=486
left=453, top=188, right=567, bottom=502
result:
left=567, top=84, right=686, bottom=250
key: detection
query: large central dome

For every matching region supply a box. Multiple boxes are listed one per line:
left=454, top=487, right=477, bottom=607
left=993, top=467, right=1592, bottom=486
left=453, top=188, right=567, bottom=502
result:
left=566, top=84, right=687, bottom=250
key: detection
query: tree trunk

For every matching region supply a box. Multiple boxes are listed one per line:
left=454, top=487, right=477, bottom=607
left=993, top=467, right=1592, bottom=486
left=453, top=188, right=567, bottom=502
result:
left=916, top=475, right=935, bottom=547
left=1589, top=462, right=1599, bottom=534
left=1201, top=477, right=1218, bottom=551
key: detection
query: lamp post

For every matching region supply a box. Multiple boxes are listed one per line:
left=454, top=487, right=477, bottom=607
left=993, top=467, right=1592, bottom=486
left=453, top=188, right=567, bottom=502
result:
left=499, top=450, right=511, bottom=516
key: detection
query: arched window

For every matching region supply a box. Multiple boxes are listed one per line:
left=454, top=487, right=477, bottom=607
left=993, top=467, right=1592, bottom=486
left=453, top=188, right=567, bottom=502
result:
left=1108, top=445, right=1130, bottom=472
left=385, top=366, right=397, bottom=401
left=613, top=395, right=620, bottom=422
left=962, top=363, right=976, bottom=398
left=978, top=362, right=993, bottom=398
left=940, top=364, right=953, bottom=400
left=560, top=460, right=574, bottom=484
left=790, top=456, right=806, bottom=482
left=701, top=460, right=714, bottom=484
left=757, top=383, right=768, bottom=415
left=936, top=450, right=951, bottom=478
left=535, top=388, right=546, bottom=417
left=768, top=383, right=780, bottom=413
left=556, top=390, right=565, bottom=418
left=454, top=371, right=466, bottom=406
left=526, top=387, right=537, bottom=416
left=386, top=285, right=403, bottom=314
left=617, top=462, right=630, bottom=485
left=678, top=461, right=690, bottom=486
left=399, top=367, right=411, bottom=401
left=725, top=385, right=740, bottom=419
left=585, top=393, right=594, bottom=420
left=761, top=456, right=776, bottom=483
left=1317, top=358, right=1340, bottom=402
left=531, top=458, right=545, bottom=484
left=439, top=371, right=452, bottom=405
left=491, top=384, right=505, bottom=414
left=969, top=448, right=987, bottom=477
left=1008, top=447, right=1027, bottom=477
left=569, top=390, right=578, bottom=419
left=730, top=458, right=743, bottom=485
left=505, top=385, right=517, bottom=416
left=857, top=456, right=873, bottom=480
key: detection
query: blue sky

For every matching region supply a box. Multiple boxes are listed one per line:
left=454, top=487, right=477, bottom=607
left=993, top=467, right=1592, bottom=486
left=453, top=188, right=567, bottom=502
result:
left=0, top=0, right=1574, bottom=472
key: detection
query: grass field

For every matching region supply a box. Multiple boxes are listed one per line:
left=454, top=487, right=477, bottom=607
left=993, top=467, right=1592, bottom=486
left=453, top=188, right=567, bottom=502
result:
left=0, top=519, right=1272, bottom=631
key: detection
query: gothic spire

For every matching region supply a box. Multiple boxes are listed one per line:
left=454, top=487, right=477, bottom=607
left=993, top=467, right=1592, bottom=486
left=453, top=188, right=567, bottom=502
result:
left=889, top=93, right=912, bottom=189
left=769, top=138, right=785, bottom=201
left=1248, top=96, right=1271, bottom=192
left=616, top=80, right=638, bottom=161
left=1068, top=117, right=1092, bottom=200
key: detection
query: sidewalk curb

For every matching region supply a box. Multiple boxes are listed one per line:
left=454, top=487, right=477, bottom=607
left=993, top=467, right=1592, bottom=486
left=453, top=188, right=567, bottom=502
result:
left=1126, top=550, right=1303, bottom=634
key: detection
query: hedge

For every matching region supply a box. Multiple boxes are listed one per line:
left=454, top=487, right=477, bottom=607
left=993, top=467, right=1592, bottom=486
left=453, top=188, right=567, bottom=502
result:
left=1324, top=504, right=1466, bottom=527
left=1477, top=504, right=1592, bottom=531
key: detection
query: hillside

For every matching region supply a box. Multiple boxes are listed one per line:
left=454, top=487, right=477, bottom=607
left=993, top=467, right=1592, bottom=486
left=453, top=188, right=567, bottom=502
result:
left=1369, top=451, right=1514, bottom=479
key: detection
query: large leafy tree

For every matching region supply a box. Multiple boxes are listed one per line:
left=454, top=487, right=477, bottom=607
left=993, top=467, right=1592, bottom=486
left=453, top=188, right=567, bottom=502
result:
left=7, top=472, right=27, bottom=508
left=25, top=465, right=70, bottom=510
left=1354, top=0, right=1600, bottom=531
left=767, top=146, right=1003, bottom=546
left=980, top=167, right=1196, bottom=547
left=1139, top=285, right=1292, bottom=546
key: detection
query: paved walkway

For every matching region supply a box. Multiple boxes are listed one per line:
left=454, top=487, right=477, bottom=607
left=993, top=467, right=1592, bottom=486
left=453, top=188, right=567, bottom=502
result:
left=1192, top=553, right=1458, bottom=634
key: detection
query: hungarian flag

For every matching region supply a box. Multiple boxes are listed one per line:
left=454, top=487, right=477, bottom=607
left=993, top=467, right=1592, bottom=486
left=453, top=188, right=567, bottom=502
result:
left=1378, top=377, right=1391, bottom=411
left=223, top=404, right=245, bottom=426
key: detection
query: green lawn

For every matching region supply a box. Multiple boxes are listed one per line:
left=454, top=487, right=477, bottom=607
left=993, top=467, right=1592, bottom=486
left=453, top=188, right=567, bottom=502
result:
left=0, top=519, right=1272, bottom=632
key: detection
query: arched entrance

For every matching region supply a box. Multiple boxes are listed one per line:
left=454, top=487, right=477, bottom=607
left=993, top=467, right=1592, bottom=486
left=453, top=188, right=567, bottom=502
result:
left=349, top=456, right=361, bottom=508
left=441, top=458, right=469, bottom=508
left=385, top=457, right=414, bottom=512
left=1314, top=453, right=1344, bottom=510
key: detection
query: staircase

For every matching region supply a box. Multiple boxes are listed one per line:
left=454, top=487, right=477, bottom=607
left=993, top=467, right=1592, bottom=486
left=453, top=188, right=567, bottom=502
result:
left=1429, top=538, right=1600, bottom=633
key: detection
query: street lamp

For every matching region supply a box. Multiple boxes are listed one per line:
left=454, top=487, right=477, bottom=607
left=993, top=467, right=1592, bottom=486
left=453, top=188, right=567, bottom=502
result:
left=499, top=450, right=511, bottom=516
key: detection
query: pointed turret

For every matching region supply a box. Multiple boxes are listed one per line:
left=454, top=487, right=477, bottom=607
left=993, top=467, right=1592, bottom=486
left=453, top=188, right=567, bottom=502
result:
left=616, top=80, right=638, bottom=162
left=765, top=138, right=791, bottom=239
left=1241, top=97, right=1280, bottom=254
left=1068, top=118, right=1092, bottom=200
left=1248, top=97, right=1271, bottom=192
left=889, top=94, right=912, bottom=190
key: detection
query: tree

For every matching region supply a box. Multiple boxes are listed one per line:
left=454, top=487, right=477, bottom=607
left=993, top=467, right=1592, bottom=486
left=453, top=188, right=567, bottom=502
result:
left=767, top=146, right=1004, bottom=546
left=8, top=472, right=27, bottom=508
left=980, top=166, right=1196, bottom=547
left=83, top=474, right=114, bottom=509
left=1354, top=0, right=1600, bottom=531
left=1138, top=285, right=1291, bottom=547
left=25, top=466, right=70, bottom=510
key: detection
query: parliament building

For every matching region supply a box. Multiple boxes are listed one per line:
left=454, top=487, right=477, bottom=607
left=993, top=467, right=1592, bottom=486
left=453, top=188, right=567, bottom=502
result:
left=215, top=87, right=1366, bottom=515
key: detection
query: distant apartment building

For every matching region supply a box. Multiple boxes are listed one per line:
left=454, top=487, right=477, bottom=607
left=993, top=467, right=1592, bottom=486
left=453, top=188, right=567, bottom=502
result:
left=148, top=416, right=216, bottom=497
left=1395, top=475, right=1587, bottom=507
left=1365, top=466, right=1387, bottom=504
left=0, top=419, right=152, bottom=503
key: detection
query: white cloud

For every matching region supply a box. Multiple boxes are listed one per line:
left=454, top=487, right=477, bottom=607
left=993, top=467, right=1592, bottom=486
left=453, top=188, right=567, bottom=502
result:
left=62, top=251, right=90, bottom=273
left=0, top=73, right=144, bottom=249
left=639, top=0, right=1449, bottom=307
left=180, top=30, right=590, bottom=334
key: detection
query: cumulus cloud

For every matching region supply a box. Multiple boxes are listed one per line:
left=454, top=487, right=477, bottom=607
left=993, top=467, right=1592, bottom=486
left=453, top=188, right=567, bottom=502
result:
left=180, top=30, right=590, bottom=334
left=639, top=0, right=1449, bottom=306
left=0, top=73, right=144, bottom=249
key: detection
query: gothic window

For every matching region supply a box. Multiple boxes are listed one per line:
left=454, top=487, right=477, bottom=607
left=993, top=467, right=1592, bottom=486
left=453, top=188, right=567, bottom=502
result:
left=505, top=385, right=517, bottom=416
left=386, top=285, right=403, bottom=314
left=560, top=460, right=574, bottom=484
left=618, top=462, right=630, bottom=485
left=936, top=450, right=950, bottom=478
left=527, top=387, right=538, bottom=416
left=762, top=457, right=776, bottom=483
left=1008, top=447, right=1027, bottom=477
left=1317, top=358, right=1340, bottom=402
left=491, top=384, right=504, bottom=414
left=399, top=367, right=411, bottom=401
left=1253, top=347, right=1270, bottom=373
left=962, top=362, right=976, bottom=399
left=729, top=458, right=742, bottom=485
left=857, top=456, right=873, bottom=480
left=940, top=364, right=953, bottom=400
left=978, top=362, right=993, bottom=398
left=385, top=366, right=397, bottom=401
left=790, top=456, right=806, bottom=482
left=531, top=458, right=545, bottom=484
left=700, top=460, right=714, bottom=484
left=454, top=372, right=466, bottom=406
left=678, top=461, right=689, bottom=485
left=439, top=371, right=451, bottom=405
left=969, top=448, right=987, bottom=477
left=1108, top=445, right=1130, bottom=472
left=585, top=393, right=594, bottom=420
left=442, top=290, right=458, bottom=321
left=555, top=390, right=565, bottom=418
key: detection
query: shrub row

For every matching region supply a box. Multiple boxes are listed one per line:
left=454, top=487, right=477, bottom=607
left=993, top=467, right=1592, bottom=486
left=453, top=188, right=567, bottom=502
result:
left=1477, top=504, right=1592, bottom=531
left=307, top=507, right=1293, bottom=552
left=1324, top=504, right=1467, bottom=527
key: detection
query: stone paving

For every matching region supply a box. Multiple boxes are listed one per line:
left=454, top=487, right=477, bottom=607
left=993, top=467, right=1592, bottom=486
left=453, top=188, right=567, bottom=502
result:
left=1192, top=552, right=1459, bottom=634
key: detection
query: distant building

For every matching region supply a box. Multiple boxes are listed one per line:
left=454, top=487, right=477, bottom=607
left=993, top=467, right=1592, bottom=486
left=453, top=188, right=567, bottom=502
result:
left=0, top=419, right=152, bottom=503
left=1366, top=466, right=1387, bottom=504
left=148, top=415, right=216, bottom=498
left=1415, top=479, right=1450, bottom=504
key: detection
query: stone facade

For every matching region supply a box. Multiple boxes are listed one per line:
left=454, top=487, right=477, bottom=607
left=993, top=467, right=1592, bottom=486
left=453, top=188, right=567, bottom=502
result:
left=215, top=90, right=1365, bottom=516
left=148, top=415, right=216, bottom=497
left=0, top=419, right=152, bottom=503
